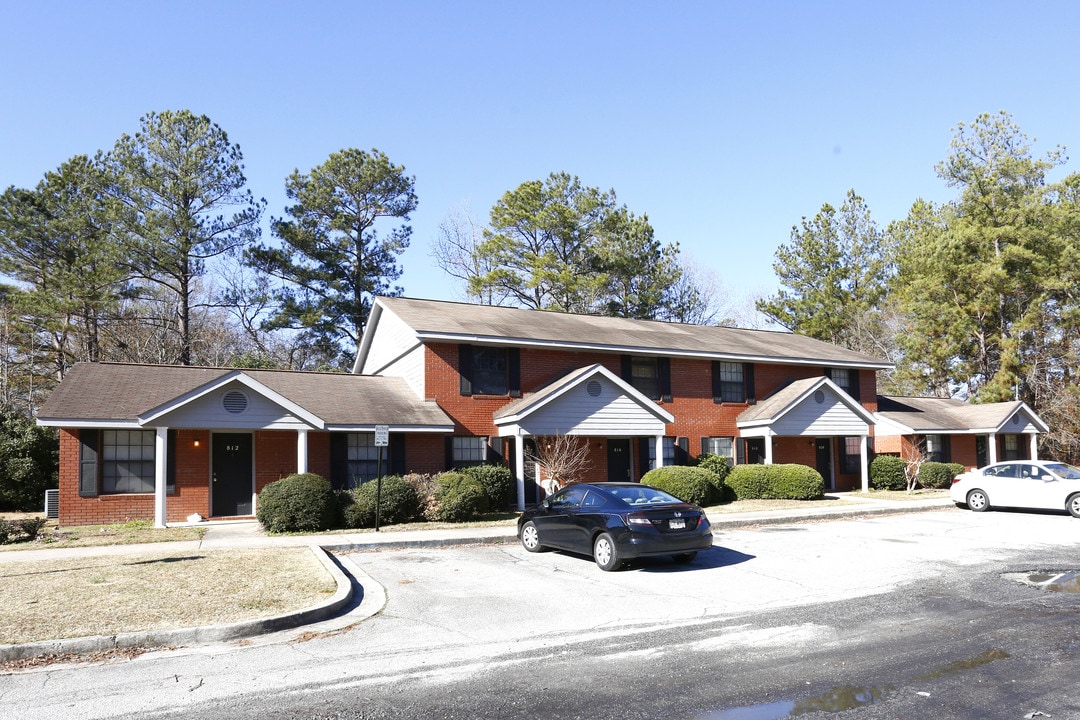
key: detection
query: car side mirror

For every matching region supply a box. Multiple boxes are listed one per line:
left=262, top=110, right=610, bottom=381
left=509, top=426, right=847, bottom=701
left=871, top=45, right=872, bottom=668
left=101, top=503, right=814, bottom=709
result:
left=542, top=498, right=550, bottom=509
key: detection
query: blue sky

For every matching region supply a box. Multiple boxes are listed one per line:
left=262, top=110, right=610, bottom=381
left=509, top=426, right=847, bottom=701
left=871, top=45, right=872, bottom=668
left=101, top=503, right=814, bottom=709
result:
left=3, top=1, right=1079, bottom=317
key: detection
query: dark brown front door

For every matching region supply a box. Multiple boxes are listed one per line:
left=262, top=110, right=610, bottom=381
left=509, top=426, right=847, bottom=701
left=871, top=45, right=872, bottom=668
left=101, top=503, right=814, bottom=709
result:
left=608, top=439, right=631, bottom=482
left=815, top=438, right=834, bottom=489
left=212, top=433, right=253, bottom=516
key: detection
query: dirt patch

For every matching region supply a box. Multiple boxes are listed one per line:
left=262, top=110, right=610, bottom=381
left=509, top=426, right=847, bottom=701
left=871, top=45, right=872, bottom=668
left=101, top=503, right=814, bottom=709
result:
left=0, top=547, right=336, bottom=645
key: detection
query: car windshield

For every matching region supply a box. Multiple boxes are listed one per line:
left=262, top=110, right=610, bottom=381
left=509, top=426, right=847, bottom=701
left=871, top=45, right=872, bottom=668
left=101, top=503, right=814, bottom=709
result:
left=1044, top=463, right=1080, bottom=479
left=606, top=486, right=683, bottom=506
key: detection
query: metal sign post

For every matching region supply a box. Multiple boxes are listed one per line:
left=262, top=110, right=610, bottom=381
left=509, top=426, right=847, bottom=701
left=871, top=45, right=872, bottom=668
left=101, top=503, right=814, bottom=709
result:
left=374, top=425, right=389, bottom=532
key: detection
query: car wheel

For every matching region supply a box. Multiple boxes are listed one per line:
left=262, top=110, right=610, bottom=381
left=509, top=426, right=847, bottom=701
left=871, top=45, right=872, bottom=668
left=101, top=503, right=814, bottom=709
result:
left=673, top=552, right=697, bottom=564
left=520, top=521, right=544, bottom=552
left=966, top=489, right=990, bottom=512
left=593, top=533, right=621, bottom=571
left=1067, top=494, right=1080, bottom=519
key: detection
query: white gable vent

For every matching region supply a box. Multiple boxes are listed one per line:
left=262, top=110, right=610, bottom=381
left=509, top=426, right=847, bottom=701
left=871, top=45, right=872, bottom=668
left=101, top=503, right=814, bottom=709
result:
left=586, top=380, right=602, bottom=397
left=222, top=390, right=249, bottom=414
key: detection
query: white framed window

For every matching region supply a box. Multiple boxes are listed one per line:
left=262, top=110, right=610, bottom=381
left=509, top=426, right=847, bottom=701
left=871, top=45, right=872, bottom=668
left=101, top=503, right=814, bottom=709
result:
left=702, top=436, right=735, bottom=465
left=647, top=437, right=676, bottom=470
left=347, top=433, right=380, bottom=486
left=718, top=363, right=745, bottom=403
left=454, top=436, right=488, bottom=467
left=102, top=430, right=156, bottom=494
left=630, top=357, right=660, bottom=400
left=841, top=436, right=862, bottom=474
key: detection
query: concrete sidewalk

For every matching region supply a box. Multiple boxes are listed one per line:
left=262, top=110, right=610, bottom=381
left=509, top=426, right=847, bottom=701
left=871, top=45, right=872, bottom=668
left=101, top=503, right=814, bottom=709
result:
left=0, top=493, right=954, bottom=662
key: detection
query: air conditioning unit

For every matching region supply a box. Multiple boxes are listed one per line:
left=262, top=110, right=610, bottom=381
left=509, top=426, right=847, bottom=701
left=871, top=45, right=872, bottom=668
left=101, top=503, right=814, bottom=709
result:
left=44, top=489, right=59, bottom=519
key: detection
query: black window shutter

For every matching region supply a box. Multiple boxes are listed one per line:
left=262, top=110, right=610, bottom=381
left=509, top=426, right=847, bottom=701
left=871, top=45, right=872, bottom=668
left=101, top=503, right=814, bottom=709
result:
left=711, top=361, right=723, bottom=404
left=659, top=357, right=672, bottom=402
left=508, top=348, right=521, bottom=397
left=942, top=434, right=952, bottom=463
left=459, top=344, right=473, bottom=396
left=620, top=354, right=633, bottom=383
left=486, top=438, right=504, bottom=464
left=445, top=436, right=455, bottom=470
left=849, top=369, right=861, bottom=401
left=675, top=437, right=689, bottom=465
left=744, top=363, right=756, bottom=404
left=390, top=433, right=407, bottom=475
left=700, top=437, right=709, bottom=457
left=736, top=438, right=746, bottom=465
left=824, top=367, right=832, bottom=379
left=167, top=429, right=176, bottom=494
left=329, top=433, right=349, bottom=490
left=79, top=430, right=99, bottom=497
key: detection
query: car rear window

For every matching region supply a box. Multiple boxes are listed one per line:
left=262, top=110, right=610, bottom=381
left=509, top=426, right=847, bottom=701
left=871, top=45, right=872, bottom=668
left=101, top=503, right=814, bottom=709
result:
left=606, top=487, right=683, bottom=506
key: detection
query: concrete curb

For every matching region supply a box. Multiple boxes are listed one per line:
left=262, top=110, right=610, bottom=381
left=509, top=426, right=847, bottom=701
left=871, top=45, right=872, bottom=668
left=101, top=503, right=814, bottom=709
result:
left=0, top=545, right=353, bottom=662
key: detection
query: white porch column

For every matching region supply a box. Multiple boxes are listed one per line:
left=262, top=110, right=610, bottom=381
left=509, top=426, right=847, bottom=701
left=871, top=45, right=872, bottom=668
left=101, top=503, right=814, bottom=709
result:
left=297, top=429, right=309, bottom=474
left=1030, top=434, right=1039, bottom=460
left=988, top=433, right=998, bottom=464
left=154, top=427, right=168, bottom=528
left=860, top=435, right=869, bottom=492
left=515, top=433, right=526, bottom=511
left=654, top=435, right=665, bottom=468
left=764, top=435, right=774, bottom=464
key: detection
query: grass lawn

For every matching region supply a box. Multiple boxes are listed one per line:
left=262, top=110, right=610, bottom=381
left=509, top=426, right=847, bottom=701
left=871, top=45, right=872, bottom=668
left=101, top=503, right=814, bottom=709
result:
left=0, top=546, right=336, bottom=646
left=0, top=515, right=205, bottom=552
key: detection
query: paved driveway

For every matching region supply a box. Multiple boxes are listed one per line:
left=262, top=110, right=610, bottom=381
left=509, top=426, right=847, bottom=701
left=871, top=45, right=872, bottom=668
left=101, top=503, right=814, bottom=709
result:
left=344, top=507, right=1080, bottom=654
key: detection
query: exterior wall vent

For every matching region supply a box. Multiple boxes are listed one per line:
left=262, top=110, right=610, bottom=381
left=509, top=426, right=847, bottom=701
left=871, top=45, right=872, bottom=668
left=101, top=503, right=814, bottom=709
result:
left=222, top=390, right=249, bottom=415
left=586, top=380, right=602, bottom=397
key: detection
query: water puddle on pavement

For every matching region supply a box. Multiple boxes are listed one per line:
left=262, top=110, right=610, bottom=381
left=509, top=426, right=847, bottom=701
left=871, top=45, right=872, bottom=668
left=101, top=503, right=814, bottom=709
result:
left=914, top=648, right=1010, bottom=682
left=1004, top=570, right=1080, bottom=593
left=696, top=684, right=893, bottom=719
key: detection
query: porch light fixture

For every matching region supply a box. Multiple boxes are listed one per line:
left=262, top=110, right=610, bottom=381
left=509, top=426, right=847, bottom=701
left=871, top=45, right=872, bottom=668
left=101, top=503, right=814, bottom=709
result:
left=193, top=439, right=201, bottom=448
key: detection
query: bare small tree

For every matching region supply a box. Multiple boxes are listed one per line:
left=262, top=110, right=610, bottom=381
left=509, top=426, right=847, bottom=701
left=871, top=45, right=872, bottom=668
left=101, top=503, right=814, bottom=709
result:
left=904, top=440, right=931, bottom=493
left=529, top=434, right=592, bottom=494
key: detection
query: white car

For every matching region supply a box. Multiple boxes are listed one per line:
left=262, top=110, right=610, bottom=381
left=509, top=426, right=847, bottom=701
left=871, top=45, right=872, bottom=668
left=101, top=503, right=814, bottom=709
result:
left=950, top=460, right=1080, bottom=518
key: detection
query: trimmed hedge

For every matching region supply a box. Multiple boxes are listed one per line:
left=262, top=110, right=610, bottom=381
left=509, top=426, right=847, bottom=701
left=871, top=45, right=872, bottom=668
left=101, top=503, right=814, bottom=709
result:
left=431, top=472, right=490, bottom=522
left=462, top=464, right=515, bottom=511
left=870, top=455, right=908, bottom=491
left=641, top=466, right=716, bottom=505
left=256, top=473, right=339, bottom=533
left=342, top=475, right=420, bottom=528
left=918, top=462, right=965, bottom=489
left=726, top=464, right=825, bottom=500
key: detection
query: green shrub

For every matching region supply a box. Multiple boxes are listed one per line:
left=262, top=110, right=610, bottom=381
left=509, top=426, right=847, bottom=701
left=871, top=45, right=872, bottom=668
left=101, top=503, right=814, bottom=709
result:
left=918, top=462, right=965, bottom=489
left=342, top=475, right=420, bottom=528
left=431, top=472, right=489, bottom=522
left=256, top=472, right=339, bottom=533
left=870, top=455, right=908, bottom=490
left=462, top=464, right=515, bottom=510
left=641, top=466, right=715, bottom=506
left=695, top=453, right=732, bottom=502
left=726, top=464, right=824, bottom=500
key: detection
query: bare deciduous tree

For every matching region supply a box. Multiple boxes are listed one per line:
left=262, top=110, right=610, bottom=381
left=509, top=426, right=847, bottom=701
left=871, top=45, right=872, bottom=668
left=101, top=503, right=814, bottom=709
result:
left=529, top=434, right=592, bottom=494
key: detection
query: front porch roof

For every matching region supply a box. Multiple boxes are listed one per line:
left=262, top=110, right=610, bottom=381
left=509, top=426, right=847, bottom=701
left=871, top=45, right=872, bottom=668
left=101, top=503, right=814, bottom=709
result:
left=874, top=396, right=1048, bottom=435
left=36, top=362, right=454, bottom=432
left=493, top=363, right=673, bottom=437
left=737, top=376, right=875, bottom=436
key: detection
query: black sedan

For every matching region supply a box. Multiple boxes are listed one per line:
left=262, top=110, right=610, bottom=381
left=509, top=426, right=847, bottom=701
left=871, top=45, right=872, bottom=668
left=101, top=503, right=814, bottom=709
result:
left=517, top=482, right=713, bottom=571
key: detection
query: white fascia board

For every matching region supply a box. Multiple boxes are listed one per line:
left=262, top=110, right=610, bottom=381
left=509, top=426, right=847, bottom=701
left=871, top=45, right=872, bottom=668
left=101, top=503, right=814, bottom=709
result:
left=139, top=371, right=325, bottom=429
left=325, top=424, right=455, bottom=433
left=36, top=418, right=143, bottom=428
left=413, top=332, right=893, bottom=370
left=994, top=404, right=1050, bottom=434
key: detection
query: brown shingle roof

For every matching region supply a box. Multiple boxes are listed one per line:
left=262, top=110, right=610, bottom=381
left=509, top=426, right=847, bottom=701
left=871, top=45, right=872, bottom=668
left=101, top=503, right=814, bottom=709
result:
left=37, top=363, right=453, bottom=428
left=875, top=396, right=1043, bottom=433
left=373, top=296, right=891, bottom=369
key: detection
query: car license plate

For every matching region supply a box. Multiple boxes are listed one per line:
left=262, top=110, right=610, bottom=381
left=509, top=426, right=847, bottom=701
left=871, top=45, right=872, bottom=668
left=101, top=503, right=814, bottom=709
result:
left=669, top=518, right=686, bottom=530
